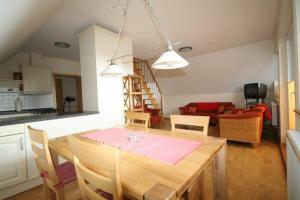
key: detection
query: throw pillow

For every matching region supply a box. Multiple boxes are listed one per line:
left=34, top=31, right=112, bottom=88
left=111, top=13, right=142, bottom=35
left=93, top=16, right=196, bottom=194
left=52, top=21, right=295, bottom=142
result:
left=231, top=108, right=242, bottom=114
left=217, top=105, right=225, bottom=114
left=188, top=106, right=197, bottom=113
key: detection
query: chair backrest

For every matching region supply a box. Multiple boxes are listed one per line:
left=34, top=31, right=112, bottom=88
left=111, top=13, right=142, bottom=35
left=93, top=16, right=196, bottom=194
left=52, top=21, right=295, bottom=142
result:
left=68, top=136, right=122, bottom=200
left=125, top=111, right=150, bottom=128
left=170, top=115, right=209, bottom=136
left=27, top=126, right=60, bottom=186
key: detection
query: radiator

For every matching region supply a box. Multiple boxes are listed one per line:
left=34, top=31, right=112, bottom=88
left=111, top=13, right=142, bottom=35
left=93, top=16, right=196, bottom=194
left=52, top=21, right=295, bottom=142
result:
left=287, top=130, right=300, bottom=200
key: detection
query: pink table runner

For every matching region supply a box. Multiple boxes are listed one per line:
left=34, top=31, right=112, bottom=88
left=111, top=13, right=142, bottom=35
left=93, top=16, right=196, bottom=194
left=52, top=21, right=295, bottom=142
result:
left=81, top=128, right=202, bottom=165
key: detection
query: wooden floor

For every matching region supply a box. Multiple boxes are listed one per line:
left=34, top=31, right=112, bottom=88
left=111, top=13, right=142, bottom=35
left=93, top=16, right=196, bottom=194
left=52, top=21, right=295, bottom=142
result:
left=6, top=118, right=287, bottom=200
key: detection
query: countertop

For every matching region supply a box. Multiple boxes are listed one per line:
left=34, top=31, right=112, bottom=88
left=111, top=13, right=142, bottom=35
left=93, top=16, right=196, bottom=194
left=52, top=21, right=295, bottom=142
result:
left=0, top=109, right=99, bottom=126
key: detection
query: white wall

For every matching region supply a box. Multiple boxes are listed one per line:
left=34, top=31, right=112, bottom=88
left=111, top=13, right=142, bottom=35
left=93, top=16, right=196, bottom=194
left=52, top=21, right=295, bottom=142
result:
left=0, top=52, right=81, bottom=111
left=43, top=56, right=80, bottom=75
left=79, top=25, right=133, bottom=127
left=155, top=40, right=278, bottom=116
left=0, top=52, right=80, bottom=76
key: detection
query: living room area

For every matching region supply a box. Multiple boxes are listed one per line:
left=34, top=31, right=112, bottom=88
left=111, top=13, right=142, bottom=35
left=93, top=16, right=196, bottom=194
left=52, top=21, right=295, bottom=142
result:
left=1, top=0, right=298, bottom=199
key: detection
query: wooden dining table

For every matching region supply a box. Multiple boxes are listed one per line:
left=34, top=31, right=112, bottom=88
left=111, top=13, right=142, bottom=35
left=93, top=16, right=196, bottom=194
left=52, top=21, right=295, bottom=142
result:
left=48, top=126, right=227, bottom=200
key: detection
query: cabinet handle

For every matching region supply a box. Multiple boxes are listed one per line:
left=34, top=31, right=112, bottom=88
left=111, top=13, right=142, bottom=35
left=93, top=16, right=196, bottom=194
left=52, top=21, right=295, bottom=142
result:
left=19, top=137, right=24, bottom=150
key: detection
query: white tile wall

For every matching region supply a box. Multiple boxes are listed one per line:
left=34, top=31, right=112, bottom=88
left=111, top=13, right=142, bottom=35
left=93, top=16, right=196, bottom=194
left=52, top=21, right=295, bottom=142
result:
left=0, top=92, right=54, bottom=111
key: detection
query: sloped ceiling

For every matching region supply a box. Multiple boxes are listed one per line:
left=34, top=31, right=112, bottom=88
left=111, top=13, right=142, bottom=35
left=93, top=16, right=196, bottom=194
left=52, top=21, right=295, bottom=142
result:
left=21, top=0, right=280, bottom=61
left=0, top=0, right=62, bottom=64
left=155, top=40, right=278, bottom=95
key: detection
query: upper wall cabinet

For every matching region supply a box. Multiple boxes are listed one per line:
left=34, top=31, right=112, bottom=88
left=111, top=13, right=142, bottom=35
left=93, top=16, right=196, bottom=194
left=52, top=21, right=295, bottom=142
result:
left=22, top=65, right=53, bottom=94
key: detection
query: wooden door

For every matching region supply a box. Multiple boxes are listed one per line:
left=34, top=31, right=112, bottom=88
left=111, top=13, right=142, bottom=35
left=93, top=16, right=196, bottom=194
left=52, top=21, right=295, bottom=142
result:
left=55, top=79, right=64, bottom=112
left=0, top=134, right=27, bottom=189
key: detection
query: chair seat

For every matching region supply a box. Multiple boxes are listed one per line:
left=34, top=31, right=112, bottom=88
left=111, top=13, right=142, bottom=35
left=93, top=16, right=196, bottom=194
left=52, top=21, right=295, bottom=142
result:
left=96, top=189, right=113, bottom=200
left=41, top=161, right=77, bottom=189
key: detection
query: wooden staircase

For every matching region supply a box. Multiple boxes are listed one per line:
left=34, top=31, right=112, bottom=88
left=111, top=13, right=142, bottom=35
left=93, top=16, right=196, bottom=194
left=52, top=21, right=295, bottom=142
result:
left=133, top=58, right=163, bottom=112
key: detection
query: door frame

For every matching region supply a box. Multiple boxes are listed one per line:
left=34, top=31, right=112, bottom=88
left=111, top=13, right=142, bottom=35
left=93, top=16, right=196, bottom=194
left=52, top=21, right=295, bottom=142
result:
left=53, top=73, right=83, bottom=112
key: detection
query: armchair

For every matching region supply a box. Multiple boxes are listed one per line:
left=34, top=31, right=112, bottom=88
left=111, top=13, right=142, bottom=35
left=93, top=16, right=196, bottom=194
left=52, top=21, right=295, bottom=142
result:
left=218, top=108, right=264, bottom=146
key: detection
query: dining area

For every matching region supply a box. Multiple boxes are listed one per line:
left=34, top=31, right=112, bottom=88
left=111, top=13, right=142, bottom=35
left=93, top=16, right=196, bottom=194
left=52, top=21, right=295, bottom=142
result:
left=27, top=112, right=227, bottom=200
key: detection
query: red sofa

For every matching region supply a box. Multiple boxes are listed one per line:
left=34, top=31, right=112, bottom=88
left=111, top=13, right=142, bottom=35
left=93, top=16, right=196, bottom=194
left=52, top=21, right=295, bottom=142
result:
left=179, top=102, right=235, bottom=124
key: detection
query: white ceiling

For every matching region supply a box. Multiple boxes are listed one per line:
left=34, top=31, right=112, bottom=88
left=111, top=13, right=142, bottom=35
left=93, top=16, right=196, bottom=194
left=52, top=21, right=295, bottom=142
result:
left=20, top=0, right=280, bottom=62
left=0, top=0, right=62, bottom=64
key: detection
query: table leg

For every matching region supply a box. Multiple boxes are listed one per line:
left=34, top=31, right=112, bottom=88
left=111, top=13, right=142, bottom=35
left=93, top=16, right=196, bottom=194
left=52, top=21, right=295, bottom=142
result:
left=144, top=183, right=178, bottom=200
left=214, top=144, right=227, bottom=200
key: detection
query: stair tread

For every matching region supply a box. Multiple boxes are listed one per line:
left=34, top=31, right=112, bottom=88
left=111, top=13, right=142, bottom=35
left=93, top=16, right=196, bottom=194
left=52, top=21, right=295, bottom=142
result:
left=131, top=59, right=163, bottom=114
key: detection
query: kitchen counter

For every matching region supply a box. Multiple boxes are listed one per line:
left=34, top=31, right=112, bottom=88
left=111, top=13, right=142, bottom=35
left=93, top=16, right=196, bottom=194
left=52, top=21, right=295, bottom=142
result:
left=0, top=108, right=56, bottom=115
left=0, top=111, right=99, bottom=126
left=287, top=130, right=300, bottom=161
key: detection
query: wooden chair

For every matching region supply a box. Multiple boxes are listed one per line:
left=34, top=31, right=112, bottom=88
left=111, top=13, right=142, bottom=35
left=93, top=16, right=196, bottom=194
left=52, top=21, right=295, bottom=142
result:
left=125, top=111, right=150, bottom=128
left=170, top=115, right=209, bottom=136
left=68, top=135, right=123, bottom=200
left=27, top=126, right=79, bottom=200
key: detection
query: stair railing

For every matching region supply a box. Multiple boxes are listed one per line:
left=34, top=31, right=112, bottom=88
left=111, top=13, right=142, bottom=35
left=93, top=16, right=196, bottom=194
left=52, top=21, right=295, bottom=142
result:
left=134, top=58, right=163, bottom=113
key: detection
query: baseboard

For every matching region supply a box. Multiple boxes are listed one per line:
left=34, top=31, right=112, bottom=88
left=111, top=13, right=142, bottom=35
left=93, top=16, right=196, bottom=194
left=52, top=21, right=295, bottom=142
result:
left=0, top=178, right=42, bottom=200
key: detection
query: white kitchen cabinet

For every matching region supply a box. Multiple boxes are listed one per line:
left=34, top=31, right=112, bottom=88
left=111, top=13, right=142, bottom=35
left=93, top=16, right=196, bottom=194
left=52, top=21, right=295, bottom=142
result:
left=0, top=114, right=102, bottom=199
left=0, top=133, right=27, bottom=190
left=23, top=65, right=53, bottom=94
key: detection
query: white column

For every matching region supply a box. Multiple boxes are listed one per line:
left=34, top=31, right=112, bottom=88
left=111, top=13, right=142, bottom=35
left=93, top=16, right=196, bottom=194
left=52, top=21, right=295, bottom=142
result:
left=79, top=25, right=133, bottom=127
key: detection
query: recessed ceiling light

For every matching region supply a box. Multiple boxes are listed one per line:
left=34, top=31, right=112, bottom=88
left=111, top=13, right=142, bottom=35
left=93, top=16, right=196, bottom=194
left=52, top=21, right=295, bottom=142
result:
left=54, top=42, right=71, bottom=48
left=178, top=46, right=193, bottom=53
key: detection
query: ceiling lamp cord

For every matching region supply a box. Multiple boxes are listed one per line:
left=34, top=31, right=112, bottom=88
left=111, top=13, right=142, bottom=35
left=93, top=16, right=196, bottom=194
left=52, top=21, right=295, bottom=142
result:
left=101, top=0, right=130, bottom=76
left=143, top=0, right=172, bottom=50
left=101, top=0, right=189, bottom=76
left=111, top=0, right=130, bottom=62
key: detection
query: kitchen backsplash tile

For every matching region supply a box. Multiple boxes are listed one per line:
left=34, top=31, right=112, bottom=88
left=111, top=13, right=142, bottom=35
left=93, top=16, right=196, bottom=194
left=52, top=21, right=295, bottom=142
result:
left=0, top=92, right=54, bottom=111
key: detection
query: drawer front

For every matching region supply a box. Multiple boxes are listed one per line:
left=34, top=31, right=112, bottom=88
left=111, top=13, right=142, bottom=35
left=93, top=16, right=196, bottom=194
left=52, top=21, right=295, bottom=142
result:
left=0, top=124, right=24, bottom=137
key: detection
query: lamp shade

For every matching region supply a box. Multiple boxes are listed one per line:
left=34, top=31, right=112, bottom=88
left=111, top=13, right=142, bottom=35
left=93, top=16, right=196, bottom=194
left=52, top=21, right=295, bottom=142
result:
left=101, top=62, right=123, bottom=77
left=152, top=50, right=189, bottom=69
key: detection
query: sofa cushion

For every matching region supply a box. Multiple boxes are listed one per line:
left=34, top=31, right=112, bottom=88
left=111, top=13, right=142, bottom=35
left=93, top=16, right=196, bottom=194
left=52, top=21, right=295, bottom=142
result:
left=217, top=105, right=225, bottom=114
left=254, top=103, right=271, bottom=120
left=179, top=106, right=189, bottom=114
left=197, top=109, right=217, bottom=114
left=219, top=102, right=235, bottom=111
left=196, top=102, right=219, bottom=111
left=243, top=107, right=265, bottom=114
left=188, top=106, right=197, bottom=113
left=218, top=111, right=261, bottom=119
